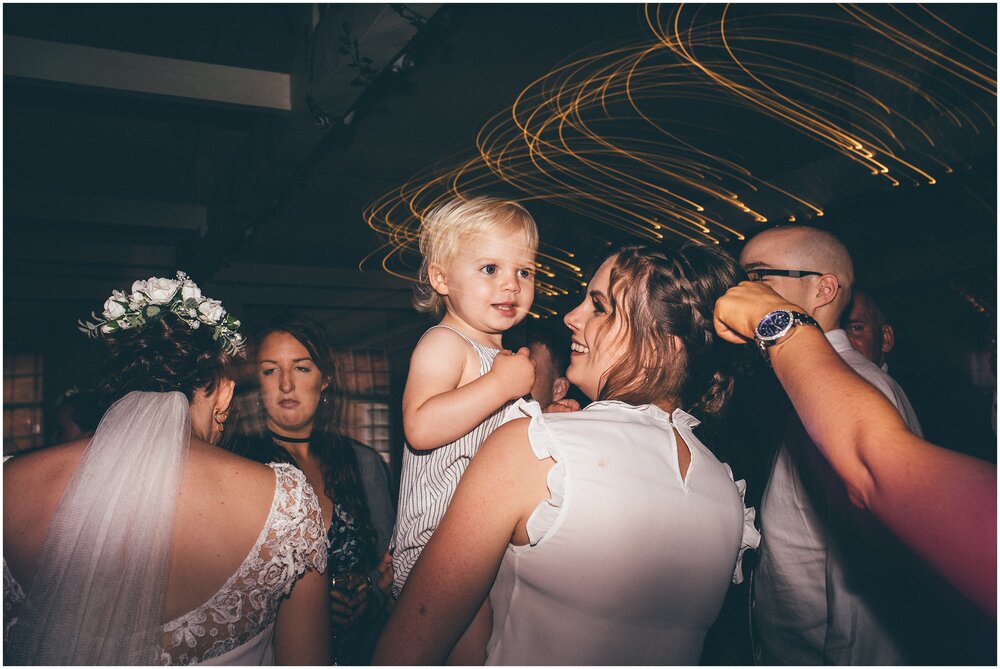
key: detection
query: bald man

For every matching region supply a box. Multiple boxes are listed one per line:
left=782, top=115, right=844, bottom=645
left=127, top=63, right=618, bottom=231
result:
left=739, top=226, right=924, bottom=665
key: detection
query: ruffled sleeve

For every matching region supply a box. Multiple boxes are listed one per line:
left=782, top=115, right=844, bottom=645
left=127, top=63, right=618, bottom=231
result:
left=724, top=463, right=760, bottom=584
left=504, top=399, right=566, bottom=546
left=268, top=464, right=330, bottom=591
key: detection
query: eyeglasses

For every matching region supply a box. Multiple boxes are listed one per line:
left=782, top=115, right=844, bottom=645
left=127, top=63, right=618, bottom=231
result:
left=745, top=268, right=823, bottom=282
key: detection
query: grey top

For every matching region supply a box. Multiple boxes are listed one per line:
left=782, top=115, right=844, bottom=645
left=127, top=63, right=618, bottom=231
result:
left=351, top=441, right=395, bottom=563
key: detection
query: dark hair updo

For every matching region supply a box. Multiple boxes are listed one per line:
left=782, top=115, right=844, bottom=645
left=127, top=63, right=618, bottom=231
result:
left=598, top=243, right=745, bottom=415
left=95, top=313, right=231, bottom=406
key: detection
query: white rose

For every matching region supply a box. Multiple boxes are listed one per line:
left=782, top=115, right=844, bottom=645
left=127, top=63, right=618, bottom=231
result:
left=145, top=277, right=180, bottom=304
left=103, top=296, right=127, bottom=320
left=197, top=299, right=225, bottom=323
left=181, top=281, right=202, bottom=302
left=131, top=280, right=149, bottom=303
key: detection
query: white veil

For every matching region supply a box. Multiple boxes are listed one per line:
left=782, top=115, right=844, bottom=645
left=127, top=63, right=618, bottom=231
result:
left=8, top=390, right=191, bottom=664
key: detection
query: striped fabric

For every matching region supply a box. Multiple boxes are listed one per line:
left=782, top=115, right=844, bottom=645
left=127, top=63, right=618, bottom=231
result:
left=390, top=325, right=514, bottom=597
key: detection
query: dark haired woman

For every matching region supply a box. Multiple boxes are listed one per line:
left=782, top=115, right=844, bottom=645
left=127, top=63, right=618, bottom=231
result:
left=375, top=244, right=761, bottom=665
left=232, top=313, right=395, bottom=665
left=3, top=273, right=329, bottom=665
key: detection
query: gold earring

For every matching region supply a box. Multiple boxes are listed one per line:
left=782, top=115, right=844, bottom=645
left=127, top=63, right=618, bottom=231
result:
left=213, top=408, right=229, bottom=432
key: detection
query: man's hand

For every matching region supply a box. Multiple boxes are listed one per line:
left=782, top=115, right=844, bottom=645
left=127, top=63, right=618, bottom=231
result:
left=543, top=398, right=580, bottom=413
left=714, top=281, right=803, bottom=343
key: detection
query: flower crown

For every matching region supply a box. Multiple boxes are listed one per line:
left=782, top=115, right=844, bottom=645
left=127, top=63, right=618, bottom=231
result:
left=78, top=271, right=247, bottom=356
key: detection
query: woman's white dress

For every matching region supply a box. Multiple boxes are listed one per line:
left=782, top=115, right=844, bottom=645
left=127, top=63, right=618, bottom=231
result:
left=486, top=400, right=760, bottom=665
left=3, top=462, right=327, bottom=665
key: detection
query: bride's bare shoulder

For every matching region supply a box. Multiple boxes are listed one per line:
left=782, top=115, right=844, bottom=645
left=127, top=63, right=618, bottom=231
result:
left=4, top=440, right=90, bottom=574
left=185, top=440, right=285, bottom=505
left=4, top=439, right=89, bottom=500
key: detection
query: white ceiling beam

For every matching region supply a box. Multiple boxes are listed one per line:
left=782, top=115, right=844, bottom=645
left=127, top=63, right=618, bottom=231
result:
left=4, top=36, right=291, bottom=111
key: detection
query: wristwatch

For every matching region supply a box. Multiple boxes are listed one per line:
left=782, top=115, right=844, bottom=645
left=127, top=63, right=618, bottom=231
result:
left=754, top=309, right=821, bottom=361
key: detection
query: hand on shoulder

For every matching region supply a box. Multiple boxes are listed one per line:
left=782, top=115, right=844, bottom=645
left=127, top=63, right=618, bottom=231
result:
left=543, top=398, right=580, bottom=413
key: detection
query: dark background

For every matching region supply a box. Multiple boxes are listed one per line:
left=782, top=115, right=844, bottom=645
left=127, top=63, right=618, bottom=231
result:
left=5, top=3, right=994, bottom=458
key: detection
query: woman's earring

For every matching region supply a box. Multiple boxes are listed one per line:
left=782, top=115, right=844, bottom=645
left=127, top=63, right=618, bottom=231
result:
left=214, top=408, right=229, bottom=432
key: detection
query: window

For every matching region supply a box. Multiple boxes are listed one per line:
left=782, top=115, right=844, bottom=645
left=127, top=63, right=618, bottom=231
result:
left=336, top=348, right=392, bottom=466
left=4, top=352, right=45, bottom=453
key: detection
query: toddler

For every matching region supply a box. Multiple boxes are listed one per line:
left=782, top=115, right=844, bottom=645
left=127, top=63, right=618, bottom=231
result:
left=390, top=196, right=538, bottom=659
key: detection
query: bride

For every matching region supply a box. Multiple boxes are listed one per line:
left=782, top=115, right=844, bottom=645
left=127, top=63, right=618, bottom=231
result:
left=3, top=272, right=330, bottom=665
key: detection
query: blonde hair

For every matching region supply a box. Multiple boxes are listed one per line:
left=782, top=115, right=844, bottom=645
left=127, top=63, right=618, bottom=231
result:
left=413, top=196, right=539, bottom=316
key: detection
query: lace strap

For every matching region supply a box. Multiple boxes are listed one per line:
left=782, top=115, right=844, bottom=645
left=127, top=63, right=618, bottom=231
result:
left=268, top=463, right=329, bottom=584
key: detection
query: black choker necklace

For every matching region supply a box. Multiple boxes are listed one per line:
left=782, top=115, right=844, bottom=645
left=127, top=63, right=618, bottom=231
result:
left=268, top=429, right=311, bottom=443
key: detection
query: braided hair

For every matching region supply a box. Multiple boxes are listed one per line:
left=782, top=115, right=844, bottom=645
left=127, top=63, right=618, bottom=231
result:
left=597, top=243, right=745, bottom=415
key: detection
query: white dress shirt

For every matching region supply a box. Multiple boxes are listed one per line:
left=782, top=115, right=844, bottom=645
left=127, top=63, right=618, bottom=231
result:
left=754, top=329, right=923, bottom=665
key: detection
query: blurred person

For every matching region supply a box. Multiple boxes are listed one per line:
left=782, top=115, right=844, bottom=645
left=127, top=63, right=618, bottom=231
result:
left=740, top=226, right=924, bottom=664
left=844, top=287, right=895, bottom=369
left=844, top=288, right=922, bottom=431
left=4, top=272, right=329, bottom=665
left=524, top=321, right=580, bottom=412
left=50, top=387, right=102, bottom=444
left=714, top=280, right=996, bottom=619
left=375, top=244, right=759, bottom=665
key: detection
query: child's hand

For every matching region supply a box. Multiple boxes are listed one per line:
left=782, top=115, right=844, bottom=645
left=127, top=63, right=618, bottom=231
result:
left=491, top=347, right=536, bottom=399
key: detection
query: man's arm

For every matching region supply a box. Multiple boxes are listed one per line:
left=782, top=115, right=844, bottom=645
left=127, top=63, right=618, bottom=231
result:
left=715, top=281, right=996, bottom=617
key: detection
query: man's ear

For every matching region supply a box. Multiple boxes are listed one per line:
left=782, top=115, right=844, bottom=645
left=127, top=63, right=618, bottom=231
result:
left=814, top=274, right=841, bottom=310
left=551, top=376, right=569, bottom=403
left=881, top=324, right=895, bottom=355
left=428, top=262, right=449, bottom=296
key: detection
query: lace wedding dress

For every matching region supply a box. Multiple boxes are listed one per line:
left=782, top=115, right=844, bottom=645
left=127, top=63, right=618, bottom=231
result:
left=4, top=460, right=328, bottom=665
left=5, top=392, right=330, bottom=664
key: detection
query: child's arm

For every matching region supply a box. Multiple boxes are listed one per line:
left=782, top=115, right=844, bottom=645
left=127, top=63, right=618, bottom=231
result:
left=403, top=328, right=535, bottom=451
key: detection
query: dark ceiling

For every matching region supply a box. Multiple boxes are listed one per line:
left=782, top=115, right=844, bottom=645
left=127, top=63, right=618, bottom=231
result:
left=3, top=3, right=997, bottom=360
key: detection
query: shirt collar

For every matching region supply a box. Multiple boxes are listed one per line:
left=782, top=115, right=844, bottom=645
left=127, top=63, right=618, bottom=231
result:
left=825, top=328, right=853, bottom=353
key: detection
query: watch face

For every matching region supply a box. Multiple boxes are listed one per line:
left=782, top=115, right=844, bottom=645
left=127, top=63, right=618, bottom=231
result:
left=757, top=310, right=792, bottom=339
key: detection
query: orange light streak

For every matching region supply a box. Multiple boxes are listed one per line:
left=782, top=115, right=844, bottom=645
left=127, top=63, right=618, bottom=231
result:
left=361, top=4, right=995, bottom=306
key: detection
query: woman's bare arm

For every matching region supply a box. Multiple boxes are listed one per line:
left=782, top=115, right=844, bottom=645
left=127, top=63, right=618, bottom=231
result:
left=374, top=419, right=548, bottom=663
left=273, top=567, right=331, bottom=665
